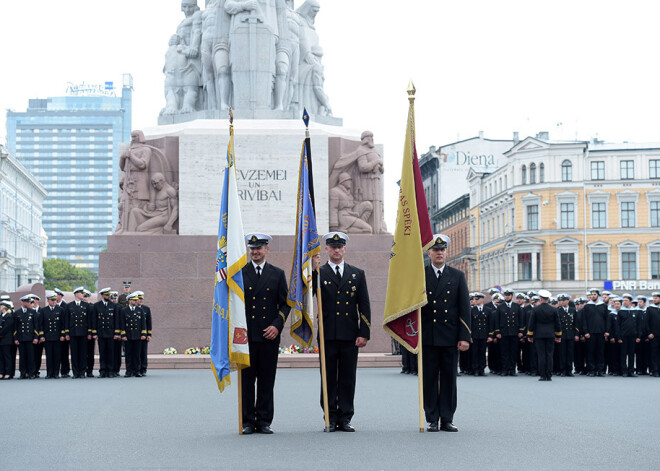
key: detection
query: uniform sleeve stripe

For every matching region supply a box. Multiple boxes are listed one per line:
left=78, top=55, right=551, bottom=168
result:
left=460, top=318, right=472, bottom=335
left=360, top=314, right=371, bottom=329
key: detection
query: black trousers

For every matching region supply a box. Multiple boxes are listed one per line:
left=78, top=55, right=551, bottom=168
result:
left=500, top=336, right=518, bottom=373
left=517, top=339, right=525, bottom=371
left=98, top=337, right=114, bottom=375
left=19, top=341, right=36, bottom=377
left=321, top=340, right=358, bottom=425
left=636, top=340, right=649, bottom=373
left=69, top=336, right=87, bottom=377
left=124, top=340, right=141, bottom=375
left=60, top=340, right=70, bottom=375
left=44, top=340, right=62, bottom=378
left=558, top=338, right=574, bottom=374
left=488, top=341, right=501, bottom=372
left=459, top=349, right=470, bottom=373
left=86, top=337, right=96, bottom=375
left=401, top=348, right=417, bottom=373
left=0, top=344, right=12, bottom=375
left=574, top=339, right=586, bottom=373
left=620, top=336, right=636, bottom=375
left=535, top=339, right=555, bottom=379
left=470, top=339, right=487, bottom=373
left=587, top=335, right=605, bottom=373
left=422, top=345, right=457, bottom=424
left=242, top=341, right=279, bottom=427
left=651, top=338, right=660, bottom=374
left=140, top=339, right=149, bottom=373
left=113, top=339, right=123, bottom=374
left=34, top=342, right=44, bottom=374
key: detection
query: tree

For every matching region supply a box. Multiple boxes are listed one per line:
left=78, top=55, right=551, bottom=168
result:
left=43, top=258, right=97, bottom=292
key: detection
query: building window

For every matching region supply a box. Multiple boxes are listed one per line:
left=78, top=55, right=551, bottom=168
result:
left=591, top=161, right=605, bottom=180
left=521, top=165, right=527, bottom=185
left=592, top=202, right=607, bottom=228
left=651, top=160, right=660, bottom=179
left=560, top=203, right=575, bottom=229
left=652, top=252, right=660, bottom=280
left=527, top=205, right=539, bottom=230
left=622, top=252, right=637, bottom=279
left=518, top=253, right=532, bottom=281
left=651, top=201, right=660, bottom=227
left=539, top=163, right=545, bottom=183
left=620, top=160, right=634, bottom=180
left=530, top=163, right=537, bottom=184
left=561, top=253, right=575, bottom=280
left=593, top=253, right=608, bottom=280
left=621, top=202, right=636, bottom=228
left=562, top=160, right=572, bottom=182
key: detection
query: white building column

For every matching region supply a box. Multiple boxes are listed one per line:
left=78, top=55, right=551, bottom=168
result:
left=531, top=251, right=538, bottom=281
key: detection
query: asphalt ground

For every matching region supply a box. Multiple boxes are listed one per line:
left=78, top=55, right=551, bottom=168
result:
left=3, top=368, right=658, bottom=470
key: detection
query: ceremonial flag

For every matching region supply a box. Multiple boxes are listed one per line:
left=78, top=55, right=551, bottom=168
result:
left=288, top=112, right=321, bottom=347
left=210, top=127, right=250, bottom=392
left=382, top=84, right=434, bottom=353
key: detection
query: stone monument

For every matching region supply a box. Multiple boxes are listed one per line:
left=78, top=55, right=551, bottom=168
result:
left=100, top=1, right=395, bottom=355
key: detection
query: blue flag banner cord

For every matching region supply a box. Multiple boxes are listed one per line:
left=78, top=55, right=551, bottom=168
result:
left=288, top=136, right=321, bottom=347
left=210, top=123, right=249, bottom=395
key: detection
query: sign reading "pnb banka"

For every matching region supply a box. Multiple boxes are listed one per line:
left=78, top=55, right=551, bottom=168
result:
left=605, top=280, right=660, bottom=291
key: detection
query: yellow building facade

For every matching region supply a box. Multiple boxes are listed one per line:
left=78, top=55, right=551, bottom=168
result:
left=467, top=136, right=660, bottom=296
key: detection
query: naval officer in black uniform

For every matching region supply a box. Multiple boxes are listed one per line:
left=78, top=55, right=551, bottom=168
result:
left=527, top=290, right=562, bottom=381
left=312, top=232, right=371, bottom=432
left=420, top=234, right=471, bottom=432
left=240, top=234, right=291, bottom=435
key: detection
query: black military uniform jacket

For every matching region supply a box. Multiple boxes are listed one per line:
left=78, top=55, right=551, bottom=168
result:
left=646, top=305, right=660, bottom=337
left=0, top=310, right=16, bottom=345
left=316, top=262, right=371, bottom=342
left=141, top=305, right=153, bottom=337
left=40, top=305, right=65, bottom=341
left=606, top=310, right=618, bottom=340
left=582, top=301, right=609, bottom=335
left=121, top=306, right=146, bottom=340
left=617, top=308, right=641, bottom=338
left=521, top=304, right=533, bottom=335
left=470, top=305, right=489, bottom=340
left=557, top=305, right=579, bottom=338
left=66, top=301, right=91, bottom=337
left=243, top=262, right=290, bottom=343
left=15, top=308, right=39, bottom=342
left=527, top=303, right=562, bottom=339
left=93, top=301, right=119, bottom=338
left=496, top=302, right=523, bottom=337
left=421, top=265, right=471, bottom=347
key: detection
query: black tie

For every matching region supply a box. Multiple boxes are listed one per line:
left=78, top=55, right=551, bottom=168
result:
left=335, top=266, right=341, bottom=282
left=256, top=266, right=262, bottom=278
left=437, top=269, right=441, bottom=279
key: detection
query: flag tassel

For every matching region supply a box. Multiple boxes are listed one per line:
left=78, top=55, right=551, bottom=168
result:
left=316, top=272, right=332, bottom=432
left=416, top=309, right=424, bottom=433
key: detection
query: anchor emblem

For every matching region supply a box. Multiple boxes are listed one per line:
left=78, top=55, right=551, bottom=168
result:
left=405, top=318, right=418, bottom=337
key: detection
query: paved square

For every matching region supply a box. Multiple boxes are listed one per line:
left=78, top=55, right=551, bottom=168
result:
left=4, top=369, right=658, bottom=470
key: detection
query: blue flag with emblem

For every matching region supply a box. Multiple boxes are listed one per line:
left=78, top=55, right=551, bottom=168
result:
left=210, top=126, right=250, bottom=393
left=288, top=110, right=321, bottom=347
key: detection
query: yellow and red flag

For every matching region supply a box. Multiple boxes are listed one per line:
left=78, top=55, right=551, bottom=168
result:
left=382, top=84, right=433, bottom=353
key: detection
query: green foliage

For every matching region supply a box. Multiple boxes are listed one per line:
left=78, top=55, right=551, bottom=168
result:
left=43, top=258, right=97, bottom=292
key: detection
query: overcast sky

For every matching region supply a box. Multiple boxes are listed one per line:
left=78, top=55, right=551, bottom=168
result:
left=2, top=0, right=660, bottom=226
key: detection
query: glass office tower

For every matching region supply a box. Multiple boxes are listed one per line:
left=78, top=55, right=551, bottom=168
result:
left=6, top=74, right=133, bottom=273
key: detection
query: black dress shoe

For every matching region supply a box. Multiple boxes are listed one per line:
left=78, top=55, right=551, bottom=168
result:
left=61, top=373, right=71, bottom=378
left=337, top=423, right=355, bottom=432
left=427, top=422, right=439, bottom=432
left=124, top=373, right=133, bottom=377
left=538, top=377, right=547, bottom=381
left=326, top=422, right=336, bottom=432
left=440, top=422, right=458, bottom=432
left=257, top=425, right=273, bottom=434
left=242, top=424, right=255, bottom=435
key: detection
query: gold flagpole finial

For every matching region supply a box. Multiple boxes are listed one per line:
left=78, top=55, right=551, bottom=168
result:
left=407, top=80, right=416, bottom=104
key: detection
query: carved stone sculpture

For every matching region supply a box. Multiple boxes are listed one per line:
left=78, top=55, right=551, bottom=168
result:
left=161, top=0, right=333, bottom=117
left=328, top=132, right=387, bottom=234
left=329, top=173, right=373, bottom=234
left=116, top=131, right=179, bottom=235
left=161, top=0, right=203, bottom=116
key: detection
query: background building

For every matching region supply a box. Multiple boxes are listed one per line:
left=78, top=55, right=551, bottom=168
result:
left=0, top=145, right=47, bottom=292
left=5, top=75, right=133, bottom=273
left=468, top=133, right=660, bottom=295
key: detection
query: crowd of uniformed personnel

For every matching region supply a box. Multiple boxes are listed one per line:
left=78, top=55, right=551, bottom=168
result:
left=0, top=284, right=152, bottom=380
left=458, top=288, right=660, bottom=381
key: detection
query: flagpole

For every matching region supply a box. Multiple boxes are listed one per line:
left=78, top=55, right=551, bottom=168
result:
left=302, top=111, right=331, bottom=432
left=229, top=107, right=244, bottom=436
